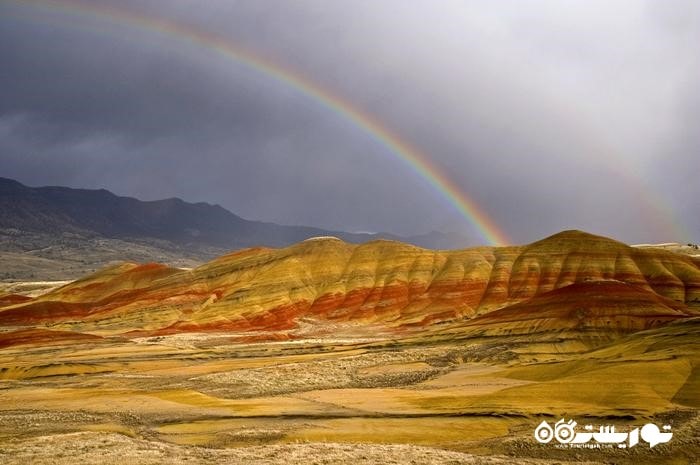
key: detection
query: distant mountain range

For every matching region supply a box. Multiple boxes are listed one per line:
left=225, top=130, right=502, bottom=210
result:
left=0, top=177, right=471, bottom=279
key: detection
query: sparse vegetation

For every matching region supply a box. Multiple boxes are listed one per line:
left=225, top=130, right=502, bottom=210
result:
left=0, top=322, right=698, bottom=463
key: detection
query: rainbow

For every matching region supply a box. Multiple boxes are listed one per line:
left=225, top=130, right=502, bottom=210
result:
left=3, top=0, right=511, bottom=246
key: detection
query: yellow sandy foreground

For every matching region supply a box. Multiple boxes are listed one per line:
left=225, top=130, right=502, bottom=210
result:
left=0, top=320, right=698, bottom=464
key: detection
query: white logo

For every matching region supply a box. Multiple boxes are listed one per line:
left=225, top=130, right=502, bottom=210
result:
left=534, top=419, right=672, bottom=449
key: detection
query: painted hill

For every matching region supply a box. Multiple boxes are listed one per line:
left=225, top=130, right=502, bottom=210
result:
left=1, top=231, right=697, bottom=340
left=463, top=280, right=690, bottom=335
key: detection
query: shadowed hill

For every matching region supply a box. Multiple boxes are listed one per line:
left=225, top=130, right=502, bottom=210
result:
left=0, top=177, right=475, bottom=280
left=0, top=177, right=473, bottom=275
left=0, top=177, right=382, bottom=249
left=463, top=280, right=691, bottom=335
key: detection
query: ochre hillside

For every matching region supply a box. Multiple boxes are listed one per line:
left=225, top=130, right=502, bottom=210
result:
left=0, top=230, right=698, bottom=338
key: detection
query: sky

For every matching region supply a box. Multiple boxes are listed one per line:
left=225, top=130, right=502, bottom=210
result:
left=0, top=0, right=698, bottom=245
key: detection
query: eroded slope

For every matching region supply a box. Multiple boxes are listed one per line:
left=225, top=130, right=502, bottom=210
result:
left=0, top=231, right=698, bottom=338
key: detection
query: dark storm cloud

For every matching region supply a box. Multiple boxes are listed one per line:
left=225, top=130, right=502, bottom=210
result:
left=0, top=0, right=460, bottom=239
left=1, top=0, right=698, bottom=243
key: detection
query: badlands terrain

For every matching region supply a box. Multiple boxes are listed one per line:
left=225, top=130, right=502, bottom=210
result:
left=0, top=230, right=699, bottom=463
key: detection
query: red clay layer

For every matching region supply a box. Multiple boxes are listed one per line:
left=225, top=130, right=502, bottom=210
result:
left=0, top=329, right=103, bottom=349
left=0, top=294, right=32, bottom=308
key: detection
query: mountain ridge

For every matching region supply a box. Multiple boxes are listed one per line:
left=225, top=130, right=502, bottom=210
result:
left=0, top=177, right=472, bottom=279
left=0, top=176, right=380, bottom=247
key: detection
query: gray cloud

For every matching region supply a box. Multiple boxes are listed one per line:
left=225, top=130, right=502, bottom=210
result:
left=1, top=0, right=698, bottom=244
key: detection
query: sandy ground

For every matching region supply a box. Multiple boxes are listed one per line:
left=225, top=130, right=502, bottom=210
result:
left=0, top=432, right=603, bottom=465
left=0, top=325, right=698, bottom=464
